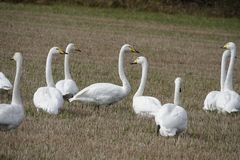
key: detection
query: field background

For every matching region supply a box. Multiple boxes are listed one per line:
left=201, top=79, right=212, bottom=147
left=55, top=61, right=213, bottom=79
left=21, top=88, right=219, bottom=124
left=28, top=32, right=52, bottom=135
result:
left=0, top=2, right=240, bottom=159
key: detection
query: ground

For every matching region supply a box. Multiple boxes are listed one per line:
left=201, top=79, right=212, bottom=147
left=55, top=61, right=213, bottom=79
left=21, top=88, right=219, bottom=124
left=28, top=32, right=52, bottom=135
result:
left=0, top=3, right=240, bottom=160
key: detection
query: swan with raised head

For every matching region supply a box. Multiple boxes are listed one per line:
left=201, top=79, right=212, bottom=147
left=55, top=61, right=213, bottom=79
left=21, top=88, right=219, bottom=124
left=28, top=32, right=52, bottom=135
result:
left=203, top=50, right=231, bottom=111
left=33, top=47, right=66, bottom=114
left=69, top=44, right=139, bottom=107
left=131, top=56, right=161, bottom=117
left=0, top=52, right=24, bottom=130
left=56, top=43, right=81, bottom=99
left=0, top=72, right=12, bottom=90
left=155, top=77, right=187, bottom=137
left=216, top=42, right=240, bottom=113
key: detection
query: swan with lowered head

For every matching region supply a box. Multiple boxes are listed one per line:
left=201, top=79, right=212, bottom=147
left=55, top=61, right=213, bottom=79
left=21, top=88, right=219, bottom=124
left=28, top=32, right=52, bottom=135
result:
left=131, top=56, right=161, bottom=117
left=216, top=42, right=240, bottom=113
left=56, top=43, right=81, bottom=99
left=0, top=72, right=12, bottom=90
left=0, top=52, right=24, bottom=130
left=203, top=50, right=231, bottom=111
left=33, top=47, right=66, bottom=114
left=69, top=44, right=139, bottom=107
left=155, top=77, right=187, bottom=137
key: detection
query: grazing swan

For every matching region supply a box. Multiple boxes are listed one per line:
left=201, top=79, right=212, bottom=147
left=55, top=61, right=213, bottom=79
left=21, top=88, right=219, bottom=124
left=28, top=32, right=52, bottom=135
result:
left=69, top=44, right=139, bottom=107
left=155, top=77, right=187, bottom=137
left=0, top=52, right=24, bottom=130
left=131, top=56, right=161, bottom=117
left=33, top=47, right=66, bottom=114
left=203, top=50, right=231, bottom=111
left=0, top=72, right=12, bottom=90
left=216, top=42, right=240, bottom=113
left=56, top=43, right=81, bottom=99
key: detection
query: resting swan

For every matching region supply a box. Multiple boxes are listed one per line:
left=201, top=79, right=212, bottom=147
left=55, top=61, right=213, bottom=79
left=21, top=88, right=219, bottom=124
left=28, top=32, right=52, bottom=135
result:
left=131, top=56, right=161, bottom=117
left=0, top=72, right=12, bottom=90
left=203, top=50, right=230, bottom=111
left=154, top=77, right=187, bottom=137
left=216, top=42, right=240, bottom=113
left=33, top=47, right=66, bottom=114
left=69, top=44, right=139, bottom=107
left=56, top=43, right=81, bottom=99
left=0, top=52, right=24, bottom=130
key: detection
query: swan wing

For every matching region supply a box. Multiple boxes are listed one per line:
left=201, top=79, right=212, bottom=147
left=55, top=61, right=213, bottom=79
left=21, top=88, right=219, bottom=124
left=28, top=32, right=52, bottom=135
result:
left=33, top=87, right=64, bottom=114
left=56, top=79, right=79, bottom=96
left=133, top=96, right=162, bottom=116
left=0, top=72, right=13, bottom=90
left=70, top=83, right=126, bottom=105
left=203, top=91, right=220, bottom=111
left=0, top=104, right=24, bottom=128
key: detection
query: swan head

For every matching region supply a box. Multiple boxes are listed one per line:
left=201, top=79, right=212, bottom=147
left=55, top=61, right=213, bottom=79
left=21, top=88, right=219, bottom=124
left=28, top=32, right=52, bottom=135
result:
left=121, top=44, right=139, bottom=54
left=50, top=47, right=66, bottom=55
left=223, top=42, right=236, bottom=50
left=11, top=52, right=23, bottom=62
left=66, top=43, right=81, bottom=54
left=130, top=56, right=147, bottom=65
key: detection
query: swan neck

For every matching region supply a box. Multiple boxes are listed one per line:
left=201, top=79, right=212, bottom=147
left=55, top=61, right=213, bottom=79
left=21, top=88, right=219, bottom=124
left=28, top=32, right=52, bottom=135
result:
left=220, top=51, right=229, bottom=91
left=174, top=81, right=181, bottom=106
left=46, top=51, right=55, bottom=87
left=134, top=61, right=148, bottom=97
left=119, top=49, right=131, bottom=92
left=224, top=48, right=236, bottom=90
left=11, top=57, right=23, bottom=105
left=64, top=54, right=72, bottom=79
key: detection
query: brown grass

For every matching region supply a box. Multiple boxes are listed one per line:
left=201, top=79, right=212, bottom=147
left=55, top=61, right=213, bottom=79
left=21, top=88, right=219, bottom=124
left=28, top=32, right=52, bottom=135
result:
left=0, top=3, right=240, bottom=160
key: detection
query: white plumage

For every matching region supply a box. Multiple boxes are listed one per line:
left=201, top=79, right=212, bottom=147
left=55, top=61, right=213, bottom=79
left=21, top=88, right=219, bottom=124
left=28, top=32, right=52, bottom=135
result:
left=0, top=72, right=12, bottom=90
left=33, top=47, right=66, bottom=115
left=155, top=77, right=187, bottom=137
left=131, top=56, right=161, bottom=117
left=203, top=50, right=230, bottom=111
left=216, top=42, right=240, bottom=113
left=0, top=52, right=24, bottom=130
left=56, top=43, right=80, bottom=98
left=69, top=44, right=139, bottom=106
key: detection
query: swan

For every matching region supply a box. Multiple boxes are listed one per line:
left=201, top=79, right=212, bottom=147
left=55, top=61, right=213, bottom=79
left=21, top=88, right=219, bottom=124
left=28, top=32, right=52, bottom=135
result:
left=33, top=47, right=66, bottom=114
left=131, top=56, right=161, bottom=117
left=56, top=43, right=81, bottom=99
left=203, top=50, right=231, bottom=111
left=154, top=77, right=187, bottom=137
left=0, top=52, right=24, bottom=130
left=69, top=44, right=139, bottom=107
left=0, top=72, right=12, bottom=90
left=216, top=42, right=240, bottom=113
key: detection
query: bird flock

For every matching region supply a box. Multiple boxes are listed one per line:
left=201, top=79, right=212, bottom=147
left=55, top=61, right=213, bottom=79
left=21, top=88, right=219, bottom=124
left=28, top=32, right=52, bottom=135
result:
left=0, top=42, right=239, bottom=137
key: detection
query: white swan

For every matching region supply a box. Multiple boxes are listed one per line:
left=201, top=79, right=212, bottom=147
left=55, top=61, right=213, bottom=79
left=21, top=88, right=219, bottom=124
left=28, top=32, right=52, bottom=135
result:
left=216, top=42, right=240, bottom=113
left=56, top=43, right=81, bottom=99
left=33, top=47, right=66, bottom=114
left=0, top=72, right=12, bottom=90
left=0, top=52, right=24, bottom=130
left=155, top=77, right=187, bottom=137
left=131, top=56, right=161, bottom=117
left=69, top=44, right=139, bottom=107
left=203, top=50, right=231, bottom=111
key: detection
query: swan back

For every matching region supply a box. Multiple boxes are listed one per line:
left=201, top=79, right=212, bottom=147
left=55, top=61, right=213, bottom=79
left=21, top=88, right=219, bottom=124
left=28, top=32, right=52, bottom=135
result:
left=0, top=72, right=12, bottom=90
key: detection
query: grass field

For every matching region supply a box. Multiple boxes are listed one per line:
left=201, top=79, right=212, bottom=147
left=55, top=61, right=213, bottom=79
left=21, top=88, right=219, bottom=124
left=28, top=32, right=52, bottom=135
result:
left=0, top=2, right=240, bottom=159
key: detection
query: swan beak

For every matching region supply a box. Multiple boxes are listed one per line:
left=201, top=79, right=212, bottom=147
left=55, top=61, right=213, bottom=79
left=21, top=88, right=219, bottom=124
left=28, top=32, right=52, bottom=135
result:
left=10, top=57, right=14, bottom=60
left=130, top=59, right=138, bottom=65
left=59, top=49, right=67, bottom=55
left=131, top=48, right=140, bottom=54
left=75, top=48, right=81, bottom=52
left=156, top=125, right=160, bottom=136
left=221, top=44, right=228, bottom=49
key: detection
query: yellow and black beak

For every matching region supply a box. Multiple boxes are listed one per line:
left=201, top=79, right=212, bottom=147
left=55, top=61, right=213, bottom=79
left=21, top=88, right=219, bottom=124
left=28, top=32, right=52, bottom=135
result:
left=59, top=49, right=67, bottom=55
left=130, top=59, right=138, bottom=65
left=10, top=57, right=14, bottom=60
left=221, top=43, right=228, bottom=49
left=130, top=47, right=140, bottom=54
left=75, top=48, right=81, bottom=52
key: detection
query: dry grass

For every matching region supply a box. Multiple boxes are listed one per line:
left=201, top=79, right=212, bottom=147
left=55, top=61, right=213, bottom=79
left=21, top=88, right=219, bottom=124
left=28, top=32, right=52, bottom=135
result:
left=0, top=3, right=240, bottom=160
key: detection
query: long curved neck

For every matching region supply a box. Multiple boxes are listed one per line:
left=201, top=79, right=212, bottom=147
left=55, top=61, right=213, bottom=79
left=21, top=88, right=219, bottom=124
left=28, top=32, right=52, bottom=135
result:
left=174, top=81, right=181, bottom=106
left=224, top=48, right=236, bottom=90
left=134, top=61, right=148, bottom=97
left=46, top=51, right=55, bottom=87
left=220, top=50, right=230, bottom=91
left=64, top=54, right=72, bottom=79
left=118, top=49, right=131, bottom=92
left=11, top=58, right=23, bottom=105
